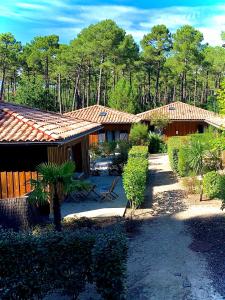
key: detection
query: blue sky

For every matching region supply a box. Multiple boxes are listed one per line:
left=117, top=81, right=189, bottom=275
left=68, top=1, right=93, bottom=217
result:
left=0, top=0, right=225, bottom=45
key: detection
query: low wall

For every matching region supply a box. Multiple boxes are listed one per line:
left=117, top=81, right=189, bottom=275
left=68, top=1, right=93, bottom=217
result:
left=0, top=197, right=44, bottom=230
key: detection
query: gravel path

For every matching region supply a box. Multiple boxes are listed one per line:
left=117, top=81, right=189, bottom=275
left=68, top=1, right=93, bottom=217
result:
left=127, top=154, right=224, bottom=300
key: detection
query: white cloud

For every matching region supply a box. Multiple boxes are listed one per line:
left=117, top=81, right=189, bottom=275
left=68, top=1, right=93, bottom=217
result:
left=1, top=1, right=225, bottom=45
left=16, top=2, right=46, bottom=10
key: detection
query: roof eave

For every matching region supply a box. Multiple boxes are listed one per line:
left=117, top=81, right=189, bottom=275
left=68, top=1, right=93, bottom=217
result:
left=0, top=125, right=103, bottom=146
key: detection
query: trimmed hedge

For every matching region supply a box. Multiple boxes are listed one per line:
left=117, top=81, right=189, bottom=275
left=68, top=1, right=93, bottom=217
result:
left=123, top=146, right=148, bottom=211
left=203, top=171, right=225, bottom=200
left=128, top=145, right=148, bottom=159
left=167, top=136, right=182, bottom=173
left=177, top=145, right=190, bottom=177
left=0, top=228, right=127, bottom=300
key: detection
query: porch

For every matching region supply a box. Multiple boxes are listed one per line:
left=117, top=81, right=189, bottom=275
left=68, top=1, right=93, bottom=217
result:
left=61, top=175, right=128, bottom=219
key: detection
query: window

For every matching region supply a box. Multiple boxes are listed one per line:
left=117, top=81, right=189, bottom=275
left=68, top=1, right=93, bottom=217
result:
left=119, top=130, right=128, bottom=141
left=98, top=129, right=106, bottom=143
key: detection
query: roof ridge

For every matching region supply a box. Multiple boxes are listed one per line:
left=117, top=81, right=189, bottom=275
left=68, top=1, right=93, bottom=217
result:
left=66, top=104, right=138, bottom=118
left=137, top=101, right=216, bottom=117
left=0, top=101, right=64, bottom=117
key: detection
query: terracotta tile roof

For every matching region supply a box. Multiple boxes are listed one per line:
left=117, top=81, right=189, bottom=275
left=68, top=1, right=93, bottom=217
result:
left=137, top=101, right=216, bottom=121
left=0, top=102, right=102, bottom=143
left=65, top=105, right=140, bottom=124
left=205, top=116, right=225, bottom=129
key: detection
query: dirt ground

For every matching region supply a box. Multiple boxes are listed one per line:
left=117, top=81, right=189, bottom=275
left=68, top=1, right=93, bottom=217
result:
left=126, top=154, right=224, bottom=300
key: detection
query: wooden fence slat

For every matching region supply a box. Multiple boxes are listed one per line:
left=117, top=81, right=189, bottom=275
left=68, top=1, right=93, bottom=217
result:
left=25, top=172, right=31, bottom=194
left=19, top=172, right=26, bottom=196
left=7, top=172, right=14, bottom=198
left=13, top=172, right=20, bottom=197
left=0, top=171, right=38, bottom=199
left=1, top=172, right=7, bottom=199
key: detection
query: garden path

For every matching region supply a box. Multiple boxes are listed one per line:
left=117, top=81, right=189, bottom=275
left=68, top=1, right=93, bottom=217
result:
left=127, top=154, right=224, bottom=300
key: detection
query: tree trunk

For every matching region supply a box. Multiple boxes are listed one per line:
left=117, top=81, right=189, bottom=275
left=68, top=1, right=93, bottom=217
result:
left=172, top=84, right=176, bottom=102
left=97, top=56, right=104, bottom=105
left=0, top=67, right=6, bottom=101
left=154, top=61, right=161, bottom=105
left=194, top=69, right=197, bottom=105
left=72, top=69, right=81, bottom=110
left=57, top=73, right=62, bottom=113
left=53, top=184, right=62, bottom=231
left=45, top=56, right=49, bottom=97
left=13, top=70, right=16, bottom=96
left=148, top=68, right=151, bottom=103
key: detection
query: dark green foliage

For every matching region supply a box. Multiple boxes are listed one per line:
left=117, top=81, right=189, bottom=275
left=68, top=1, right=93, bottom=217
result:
left=123, top=146, right=148, bottom=211
left=129, top=123, right=149, bottom=146
left=15, top=75, right=57, bottom=111
left=0, top=228, right=127, bottom=300
left=167, top=136, right=187, bottom=173
left=92, top=230, right=128, bottom=300
left=108, top=78, right=137, bottom=113
left=148, top=133, right=167, bottom=154
left=177, top=145, right=190, bottom=177
left=203, top=171, right=225, bottom=200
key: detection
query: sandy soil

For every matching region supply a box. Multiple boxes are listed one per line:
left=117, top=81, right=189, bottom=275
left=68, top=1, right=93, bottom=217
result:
left=127, top=154, right=224, bottom=300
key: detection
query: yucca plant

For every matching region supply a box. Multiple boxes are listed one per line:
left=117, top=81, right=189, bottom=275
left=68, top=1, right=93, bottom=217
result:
left=188, top=140, right=206, bottom=201
left=28, top=161, right=85, bottom=231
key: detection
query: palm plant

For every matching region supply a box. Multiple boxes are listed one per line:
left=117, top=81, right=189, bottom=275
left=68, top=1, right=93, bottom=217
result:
left=28, top=161, right=84, bottom=231
left=188, top=140, right=206, bottom=201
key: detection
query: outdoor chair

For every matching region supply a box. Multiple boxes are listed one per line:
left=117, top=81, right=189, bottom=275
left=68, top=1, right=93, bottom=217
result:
left=99, top=176, right=120, bottom=201
left=69, top=183, right=100, bottom=202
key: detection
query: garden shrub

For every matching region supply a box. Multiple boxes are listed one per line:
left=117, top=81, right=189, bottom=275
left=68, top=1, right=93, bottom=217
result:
left=167, top=137, right=181, bottom=172
left=128, top=145, right=148, bottom=159
left=177, top=145, right=190, bottom=177
left=123, top=146, right=148, bottom=212
left=0, top=228, right=127, bottom=300
left=92, top=230, right=128, bottom=300
left=203, top=171, right=225, bottom=200
left=167, top=136, right=189, bottom=173
left=129, top=123, right=149, bottom=145
left=148, top=133, right=167, bottom=154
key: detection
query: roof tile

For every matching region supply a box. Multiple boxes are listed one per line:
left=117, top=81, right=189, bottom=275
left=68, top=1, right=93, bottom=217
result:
left=65, top=105, right=140, bottom=124
left=137, top=101, right=216, bottom=121
left=0, top=102, right=101, bottom=143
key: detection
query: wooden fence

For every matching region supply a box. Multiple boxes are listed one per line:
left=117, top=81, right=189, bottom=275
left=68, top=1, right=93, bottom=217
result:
left=0, top=171, right=38, bottom=199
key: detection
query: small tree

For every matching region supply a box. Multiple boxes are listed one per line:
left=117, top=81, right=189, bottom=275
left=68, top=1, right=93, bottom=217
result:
left=129, top=123, right=149, bottom=145
left=188, top=140, right=206, bottom=201
left=108, top=78, right=137, bottom=113
left=150, top=112, right=170, bottom=133
left=28, top=161, right=83, bottom=231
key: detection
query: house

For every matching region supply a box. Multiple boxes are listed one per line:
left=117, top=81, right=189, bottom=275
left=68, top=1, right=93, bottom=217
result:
left=0, top=102, right=102, bottom=199
left=137, top=101, right=217, bottom=137
left=65, top=105, right=140, bottom=144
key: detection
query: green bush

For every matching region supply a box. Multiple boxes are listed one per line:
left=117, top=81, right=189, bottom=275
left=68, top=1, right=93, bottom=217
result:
left=0, top=228, right=128, bottom=300
left=123, top=146, right=148, bottom=212
left=177, top=145, right=190, bottom=177
left=203, top=171, right=225, bottom=200
left=128, top=145, right=148, bottom=159
left=93, top=230, right=128, bottom=300
left=148, top=133, right=167, bottom=154
left=129, top=123, right=149, bottom=145
left=167, top=136, right=189, bottom=174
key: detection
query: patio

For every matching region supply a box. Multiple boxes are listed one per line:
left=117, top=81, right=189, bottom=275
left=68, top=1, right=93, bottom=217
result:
left=61, top=175, right=128, bottom=219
